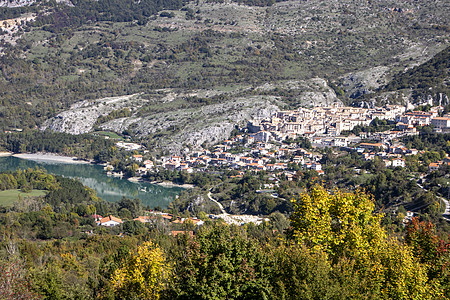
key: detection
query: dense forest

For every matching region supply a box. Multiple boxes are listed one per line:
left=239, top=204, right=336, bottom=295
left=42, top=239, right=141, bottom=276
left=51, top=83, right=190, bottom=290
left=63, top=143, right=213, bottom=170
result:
left=0, top=172, right=448, bottom=299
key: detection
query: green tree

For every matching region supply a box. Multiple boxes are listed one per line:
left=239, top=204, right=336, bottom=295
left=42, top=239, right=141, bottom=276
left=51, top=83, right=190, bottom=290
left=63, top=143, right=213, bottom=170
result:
left=405, top=217, right=450, bottom=295
left=171, top=224, right=272, bottom=299
left=270, top=243, right=356, bottom=299
left=290, top=184, right=386, bottom=259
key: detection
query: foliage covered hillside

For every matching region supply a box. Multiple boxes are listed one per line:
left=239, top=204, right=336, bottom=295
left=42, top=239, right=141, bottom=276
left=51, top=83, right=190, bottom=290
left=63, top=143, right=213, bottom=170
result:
left=0, top=0, right=448, bottom=133
left=0, top=178, right=448, bottom=299
left=384, top=46, right=450, bottom=98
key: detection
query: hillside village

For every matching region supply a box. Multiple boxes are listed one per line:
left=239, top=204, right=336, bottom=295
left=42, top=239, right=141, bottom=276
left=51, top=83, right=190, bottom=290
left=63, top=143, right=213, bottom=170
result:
left=104, top=100, right=449, bottom=227
left=107, top=101, right=449, bottom=181
left=92, top=100, right=450, bottom=228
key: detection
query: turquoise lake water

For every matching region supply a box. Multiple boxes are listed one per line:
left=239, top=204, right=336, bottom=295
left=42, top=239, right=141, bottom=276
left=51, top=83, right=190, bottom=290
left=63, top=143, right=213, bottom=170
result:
left=0, top=156, right=183, bottom=208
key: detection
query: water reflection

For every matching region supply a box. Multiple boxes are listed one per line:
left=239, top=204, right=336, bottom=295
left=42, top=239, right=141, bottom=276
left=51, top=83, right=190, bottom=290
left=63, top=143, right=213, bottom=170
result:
left=0, top=156, right=183, bottom=208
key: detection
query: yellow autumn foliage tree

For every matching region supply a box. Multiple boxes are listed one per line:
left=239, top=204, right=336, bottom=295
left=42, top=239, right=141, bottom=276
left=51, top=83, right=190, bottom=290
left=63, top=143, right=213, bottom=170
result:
left=111, top=241, right=172, bottom=300
left=290, top=184, right=386, bottom=260
left=290, top=185, right=439, bottom=299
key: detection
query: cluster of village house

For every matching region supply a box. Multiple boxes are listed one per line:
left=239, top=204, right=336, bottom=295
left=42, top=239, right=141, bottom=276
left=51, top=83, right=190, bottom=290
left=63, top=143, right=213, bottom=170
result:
left=248, top=102, right=449, bottom=142
left=143, top=103, right=450, bottom=176
left=159, top=142, right=325, bottom=176
left=153, top=137, right=449, bottom=178
left=93, top=212, right=204, bottom=236
left=105, top=102, right=450, bottom=179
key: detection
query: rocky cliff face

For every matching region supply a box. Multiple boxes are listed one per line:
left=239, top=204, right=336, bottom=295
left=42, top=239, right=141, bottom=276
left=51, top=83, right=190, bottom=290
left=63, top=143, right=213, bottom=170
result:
left=41, top=94, right=146, bottom=135
left=340, top=66, right=390, bottom=99
left=0, top=0, right=35, bottom=7
left=101, top=96, right=279, bottom=152
left=41, top=80, right=342, bottom=151
left=255, top=78, right=342, bottom=107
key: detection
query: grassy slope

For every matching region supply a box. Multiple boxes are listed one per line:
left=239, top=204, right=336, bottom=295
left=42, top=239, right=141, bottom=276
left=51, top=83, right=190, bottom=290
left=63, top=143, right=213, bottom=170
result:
left=0, top=189, right=46, bottom=207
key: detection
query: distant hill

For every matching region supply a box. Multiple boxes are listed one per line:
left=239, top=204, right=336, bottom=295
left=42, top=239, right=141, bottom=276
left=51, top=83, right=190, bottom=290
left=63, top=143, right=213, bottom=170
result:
left=0, top=0, right=448, bottom=142
left=384, top=46, right=449, bottom=98
left=347, top=46, right=449, bottom=106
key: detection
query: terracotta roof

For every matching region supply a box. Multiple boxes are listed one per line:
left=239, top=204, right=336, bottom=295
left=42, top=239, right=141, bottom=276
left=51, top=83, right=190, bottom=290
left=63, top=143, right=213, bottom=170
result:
left=406, top=111, right=432, bottom=116
left=189, top=218, right=202, bottom=224
left=360, top=143, right=383, bottom=147
left=100, top=215, right=123, bottom=224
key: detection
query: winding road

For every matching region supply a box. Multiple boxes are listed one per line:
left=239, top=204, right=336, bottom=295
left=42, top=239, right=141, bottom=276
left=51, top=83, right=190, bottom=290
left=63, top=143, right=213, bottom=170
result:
left=207, top=188, right=268, bottom=225
left=416, top=182, right=450, bottom=222
left=208, top=188, right=226, bottom=215
left=439, top=195, right=450, bottom=221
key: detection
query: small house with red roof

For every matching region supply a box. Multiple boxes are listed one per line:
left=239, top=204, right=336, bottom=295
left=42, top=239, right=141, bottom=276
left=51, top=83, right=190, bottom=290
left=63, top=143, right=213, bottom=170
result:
left=98, top=215, right=123, bottom=227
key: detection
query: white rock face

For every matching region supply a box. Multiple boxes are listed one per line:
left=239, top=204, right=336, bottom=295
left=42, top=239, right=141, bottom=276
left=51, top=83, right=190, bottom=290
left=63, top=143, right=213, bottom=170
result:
left=298, top=78, right=342, bottom=106
left=341, top=66, right=390, bottom=99
left=0, top=0, right=35, bottom=7
left=41, top=79, right=342, bottom=151
left=100, top=96, right=280, bottom=151
left=0, top=0, right=71, bottom=7
left=41, top=94, right=145, bottom=135
left=254, top=78, right=342, bottom=107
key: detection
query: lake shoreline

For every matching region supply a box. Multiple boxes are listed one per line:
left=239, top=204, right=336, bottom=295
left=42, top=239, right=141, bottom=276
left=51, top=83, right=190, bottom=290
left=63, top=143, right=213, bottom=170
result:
left=150, top=181, right=194, bottom=189
left=0, top=156, right=184, bottom=207
left=12, top=153, right=92, bottom=164
left=130, top=177, right=193, bottom=189
left=8, top=152, right=193, bottom=189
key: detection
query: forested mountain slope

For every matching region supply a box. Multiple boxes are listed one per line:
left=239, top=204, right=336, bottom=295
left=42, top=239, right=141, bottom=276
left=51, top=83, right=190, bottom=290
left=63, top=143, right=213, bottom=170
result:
left=0, top=0, right=448, bottom=142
